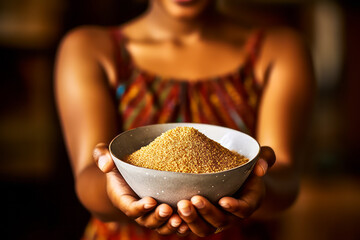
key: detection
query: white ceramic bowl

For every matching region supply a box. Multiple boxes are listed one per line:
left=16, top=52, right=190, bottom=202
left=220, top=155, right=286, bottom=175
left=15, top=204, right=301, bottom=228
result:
left=109, top=123, right=260, bottom=207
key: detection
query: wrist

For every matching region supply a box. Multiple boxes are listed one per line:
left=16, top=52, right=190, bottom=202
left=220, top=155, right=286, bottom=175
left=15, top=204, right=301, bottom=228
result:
left=75, top=164, right=127, bottom=222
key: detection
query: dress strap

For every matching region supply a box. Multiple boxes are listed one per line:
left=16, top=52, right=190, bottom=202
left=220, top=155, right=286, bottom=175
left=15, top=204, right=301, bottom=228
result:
left=245, top=29, right=265, bottom=69
left=242, top=29, right=265, bottom=89
left=109, top=27, right=132, bottom=88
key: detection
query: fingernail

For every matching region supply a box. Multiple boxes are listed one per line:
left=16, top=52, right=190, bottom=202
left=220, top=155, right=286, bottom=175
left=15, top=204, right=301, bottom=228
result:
left=159, top=209, right=170, bottom=218
left=178, top=203, right=191, bottom=216
left=219, top=201, right=230, bottom=209
left=98, top=156, right=108, bottom=171
left=144, top=202, right=156, bottom=209
left=259, top=159, right=268, bottom=175
left=171, top=219, right=181, bottom=228
left=178, top=225, right=188, bottom=233
left=192, top=199, right=204, bottom=209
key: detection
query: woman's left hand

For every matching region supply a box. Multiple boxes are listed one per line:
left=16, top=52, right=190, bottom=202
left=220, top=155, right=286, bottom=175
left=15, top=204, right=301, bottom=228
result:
left=177, top=146, right=275, bottom=237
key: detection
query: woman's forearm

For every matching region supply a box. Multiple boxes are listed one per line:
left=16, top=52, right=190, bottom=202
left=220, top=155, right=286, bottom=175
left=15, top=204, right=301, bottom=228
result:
left=252, top=163, right=299, bottom=219
left=75, top=164, right=129, bottom=222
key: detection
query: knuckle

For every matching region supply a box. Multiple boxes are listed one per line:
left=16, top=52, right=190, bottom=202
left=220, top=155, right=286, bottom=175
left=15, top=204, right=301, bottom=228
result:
left=156, top=226, right=173, bottom=236
left=124, top=209, right=137, bottom=219
left=136, top=217, right=156, bottom=230
left=124, top=209, right=132, bottom=218
left=144, top=221, right=158, bottom=230
left=159, top=214, right=170, bottom=222
left=143, top=222, right=153, bottom=229
left=125, top=201, right=144, bottom=219
left=134, top=217, right=143, bottom=226
left=141, top=215, right=166, bottom=230
left=237, top=200, right=253, bottom=218
left=197, top=206, right=211, bottom=216
left=155, top=214, right=165, bottom=222
left=184, top=214, right=198, bottom=225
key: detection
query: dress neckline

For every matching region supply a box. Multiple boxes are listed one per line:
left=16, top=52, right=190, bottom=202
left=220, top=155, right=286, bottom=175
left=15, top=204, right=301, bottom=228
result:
left=131, top=63, right=244, bottom=84
left=110, top=27, right=264, bottom=84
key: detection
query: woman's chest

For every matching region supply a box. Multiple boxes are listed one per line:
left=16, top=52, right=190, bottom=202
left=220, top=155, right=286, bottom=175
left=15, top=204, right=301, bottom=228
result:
left=125, top=40, right=247, bottom=80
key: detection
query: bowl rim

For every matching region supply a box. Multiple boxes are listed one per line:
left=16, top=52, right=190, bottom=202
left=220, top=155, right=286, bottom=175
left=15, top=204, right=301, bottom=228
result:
left=109, top=123, right=261, bottom=176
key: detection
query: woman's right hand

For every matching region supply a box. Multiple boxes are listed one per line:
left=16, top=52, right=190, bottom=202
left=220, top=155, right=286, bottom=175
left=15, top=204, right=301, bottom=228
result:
left=93, top=143, right=189, bottom=236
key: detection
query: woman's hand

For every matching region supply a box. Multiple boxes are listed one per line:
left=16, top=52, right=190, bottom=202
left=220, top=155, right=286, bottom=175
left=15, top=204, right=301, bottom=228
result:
left=177, top=146, right=276, bottom=237
left=93, top=143, right=190, bottom=236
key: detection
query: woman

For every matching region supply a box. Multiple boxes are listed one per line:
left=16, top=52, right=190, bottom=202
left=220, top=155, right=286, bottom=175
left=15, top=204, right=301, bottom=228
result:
left=55, top=0, right=314, bottom=238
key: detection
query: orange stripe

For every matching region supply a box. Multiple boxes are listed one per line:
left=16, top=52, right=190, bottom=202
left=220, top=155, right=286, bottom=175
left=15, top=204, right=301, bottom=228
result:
left=120, top=73, right=142, bottom=111
left=188, top=83, right=202, bottom=123
left=129, top=93, right=154, bottom=129
left=156, top=83, right=180, bottom=123
left=209, top=81, right=239, bottom=129
left=220, top=78, right=254, bottom=131
left=124, top=98, right=146, bottom=130
left=122, top=81, right=147, bottom=122
left=198, top=82, right=224, bottom=125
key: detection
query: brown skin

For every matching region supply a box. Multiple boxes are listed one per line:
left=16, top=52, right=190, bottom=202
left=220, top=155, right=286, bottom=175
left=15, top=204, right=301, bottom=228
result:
left=55, top=0, right=314, bottom=237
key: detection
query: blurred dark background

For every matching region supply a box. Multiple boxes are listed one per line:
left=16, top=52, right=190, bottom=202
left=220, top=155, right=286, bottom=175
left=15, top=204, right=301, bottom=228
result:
left=0, top=0, right=359, bottom=239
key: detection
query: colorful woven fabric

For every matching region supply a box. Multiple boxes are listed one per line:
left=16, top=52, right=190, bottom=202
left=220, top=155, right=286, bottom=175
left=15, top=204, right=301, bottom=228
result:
left=112, top=29, right=263, bottom=135
left=82, top=28, right=265, bottom=240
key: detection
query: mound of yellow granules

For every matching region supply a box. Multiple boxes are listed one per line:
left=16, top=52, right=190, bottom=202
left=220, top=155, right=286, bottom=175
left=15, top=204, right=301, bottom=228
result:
left=123, top=127, right=249, bottom=173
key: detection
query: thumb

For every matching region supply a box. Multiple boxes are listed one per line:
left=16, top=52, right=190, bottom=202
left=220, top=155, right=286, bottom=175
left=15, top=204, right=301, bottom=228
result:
left=93, top=143, right=115, bottom=173
left=253, top=146, right=276, bottom=177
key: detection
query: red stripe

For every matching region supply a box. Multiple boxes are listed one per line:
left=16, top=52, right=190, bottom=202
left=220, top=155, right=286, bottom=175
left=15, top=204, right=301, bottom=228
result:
left=128, top=93, right=154, bottom=129
left=155, top=83, right=181, bottom=123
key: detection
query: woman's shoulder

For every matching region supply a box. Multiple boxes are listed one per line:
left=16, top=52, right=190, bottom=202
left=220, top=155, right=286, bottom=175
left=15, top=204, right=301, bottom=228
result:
left=58, top=25, right=117, bottom=57
left=217, top=19, right=305, bottom=49
left=55, top=25, right=124, bottom=87
left=260, top=26, right=312, bottom=68
left=252, top=26, right=312, bottom=85
left=64, top=25, right=110, bottom=39
left=262, top=26, right=309, bottom=52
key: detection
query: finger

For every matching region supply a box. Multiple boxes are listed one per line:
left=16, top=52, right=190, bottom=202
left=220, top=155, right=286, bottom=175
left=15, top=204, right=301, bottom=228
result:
left=136, top=204, right=173, bottom=229
left=177, top=222, right=190, bottom=236
left=93, top=143, right=115, bottom=173
left=253, top=158, right=268, bottom=177
left=218, top=176, right=265, bottom=219
left=155, top=213, right=182, bottom=235
left=190, top=196, right=228, bottom=228
left=254, top=146, right=276, bottom=177
left=177, top=200, right=214, bottom=237
left=105, top=170, right=157, bottom=218
left=260, top=146, right=276, bottom=167
left=119, top=196, right=159, bottom=219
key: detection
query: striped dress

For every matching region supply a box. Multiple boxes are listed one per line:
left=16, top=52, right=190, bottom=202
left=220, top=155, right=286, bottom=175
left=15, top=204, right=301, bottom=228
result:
left=82, top=28, right=266, bottom=240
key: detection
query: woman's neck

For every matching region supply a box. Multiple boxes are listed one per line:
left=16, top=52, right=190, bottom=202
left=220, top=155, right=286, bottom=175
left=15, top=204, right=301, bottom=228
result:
left=142, top=1, right=220, bottom=43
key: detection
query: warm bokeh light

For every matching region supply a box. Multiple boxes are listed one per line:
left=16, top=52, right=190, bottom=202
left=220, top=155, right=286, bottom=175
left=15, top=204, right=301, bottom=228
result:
left=1, top=0, right=359, bottom=239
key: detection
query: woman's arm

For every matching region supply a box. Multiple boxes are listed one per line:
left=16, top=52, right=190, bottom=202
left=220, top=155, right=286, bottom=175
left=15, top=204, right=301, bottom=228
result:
left=55, top=27, right=189, bottom=235
left=218, top=28, right=315, bottom=218
left=55, top=27, right=126, bottom=221
left=253, top=27, right=315, bottom=216
left=175, top=28, right=315, bottom=236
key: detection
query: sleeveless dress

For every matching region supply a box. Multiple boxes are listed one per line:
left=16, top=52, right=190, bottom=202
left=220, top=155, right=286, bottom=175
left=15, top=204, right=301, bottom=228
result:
left=82, top=28, right=267, bottom=240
